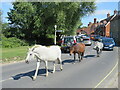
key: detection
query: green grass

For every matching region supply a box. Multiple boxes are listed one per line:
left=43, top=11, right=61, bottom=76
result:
left=1, top=46, right=29, bottom=64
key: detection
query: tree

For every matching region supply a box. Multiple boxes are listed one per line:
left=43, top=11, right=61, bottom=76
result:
left=0, top=9, right=2, bottom=33
left=7, top=2, right=96, bottom=45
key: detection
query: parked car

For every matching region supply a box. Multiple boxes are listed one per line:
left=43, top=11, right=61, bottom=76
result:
left=102, top=37, right=115, bottom=50
left=94, top=35, right=103, bottom=41
left=82, top=36, right=92, bottom=46
left=61, top=36, right=82, bottom=52
left=61, top=36, right=76, bottom=52
left=90, top=35, right=95, bottom=40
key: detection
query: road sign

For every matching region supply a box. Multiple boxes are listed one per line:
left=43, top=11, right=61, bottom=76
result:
left=56, top=30, right=63, bottom=32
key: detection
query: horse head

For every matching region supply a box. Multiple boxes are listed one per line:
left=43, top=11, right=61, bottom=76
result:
left=69, top=45, right=75, bottom=56
left=25, top=47, right=36, bottom=64
left=25, top=45, right=42, bottom=64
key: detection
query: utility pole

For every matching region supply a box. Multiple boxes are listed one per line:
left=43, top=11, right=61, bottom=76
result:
left=54, top=25, right=57, bottom=45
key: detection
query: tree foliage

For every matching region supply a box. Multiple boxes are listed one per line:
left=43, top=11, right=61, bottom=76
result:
left=7, top=2, right=96, bottom=45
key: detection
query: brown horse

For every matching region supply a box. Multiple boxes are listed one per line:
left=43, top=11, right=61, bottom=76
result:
left=69, top=43, right=85, bottom=62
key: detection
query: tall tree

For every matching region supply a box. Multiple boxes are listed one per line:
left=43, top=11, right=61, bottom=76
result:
left=7, top=2, right=96, bottom=45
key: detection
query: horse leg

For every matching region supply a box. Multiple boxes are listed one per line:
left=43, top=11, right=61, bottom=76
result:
left=100, top=49, right=102, bottom=54
left=45, top=61, right=48, bottom=77
left=97, top=49, right=100, bottom=57
left=58, top=58, right=63, bottom=71
left=78, top=53, right=81, bottom=62
left=81, top=52, right=84, bottom=60
left=96, top=47, right=99, bottom=57
left=74, top=53, right=76, bottom=63
left=52, top=61, right=56, bottom=73
left=33, top=61, right=40, bottom=81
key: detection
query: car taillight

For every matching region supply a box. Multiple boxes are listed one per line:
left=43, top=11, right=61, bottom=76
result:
left=62, top=40, right=64, bottom=44
left=74, top=40, right=76, bottom=43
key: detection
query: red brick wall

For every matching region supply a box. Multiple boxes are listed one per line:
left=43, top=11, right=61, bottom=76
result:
left=105, top=23, right=110, bottom=37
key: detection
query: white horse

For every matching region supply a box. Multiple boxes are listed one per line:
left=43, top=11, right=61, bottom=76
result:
left=25, top=45, right=63, bottom=80
left=93, top=41, right=103, bottom=57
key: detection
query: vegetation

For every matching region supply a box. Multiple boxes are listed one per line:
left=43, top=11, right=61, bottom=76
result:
left=1, top=46, right=28, bottom=63
left=6, top=2, right=96, bottom=45
left=1, top=2, right=96, bottom=63
left=2, top=35, right=28, bottom=48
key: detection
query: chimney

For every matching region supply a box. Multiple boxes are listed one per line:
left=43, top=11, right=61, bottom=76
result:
left=88, top=22, right=92, bottom=26
left=114, top=10, right=117, bottom=15
left=107, top=13, right=110, bottom=17
left=94, top=18, right=97, bottom=23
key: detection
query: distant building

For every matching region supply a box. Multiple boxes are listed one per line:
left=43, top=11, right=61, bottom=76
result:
left=77, top=18, right=99, bottom=35
left=95, top=10, right=120, bottom=46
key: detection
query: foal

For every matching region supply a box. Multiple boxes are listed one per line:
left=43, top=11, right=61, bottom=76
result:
left=93, top=41, right=103, bottom=57
left=69, top=43, right=85, bottom=63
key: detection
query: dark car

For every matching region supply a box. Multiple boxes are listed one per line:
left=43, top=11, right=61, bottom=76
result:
left=61, top=36, right=77, bottom=52
left=94, top=35, right=103, bottom=41
left=90, top=35, right=97, bottom=40
left=61, top=36, right=82, bottom=52
left=102, top=37, right=115, bottom=50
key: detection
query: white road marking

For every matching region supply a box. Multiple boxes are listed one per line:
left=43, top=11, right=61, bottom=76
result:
left=92, top=61, right=118, bottom=89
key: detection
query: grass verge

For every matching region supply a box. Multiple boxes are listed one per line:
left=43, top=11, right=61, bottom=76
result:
left=1, top=46, right=28, bottom=64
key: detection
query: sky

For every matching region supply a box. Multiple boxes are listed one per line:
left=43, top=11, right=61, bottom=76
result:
left=81, top=2, right=119, bottom=26
left=0, top=0, right=119, bottom=27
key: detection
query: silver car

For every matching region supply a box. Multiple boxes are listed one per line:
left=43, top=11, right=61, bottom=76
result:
left=82, top=37, right=92, bottom=46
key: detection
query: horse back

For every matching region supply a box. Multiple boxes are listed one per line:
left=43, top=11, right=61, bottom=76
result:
left=74, top=43, right=85, bottom=52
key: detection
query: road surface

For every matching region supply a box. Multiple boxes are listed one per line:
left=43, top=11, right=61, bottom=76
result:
left=1, top=44, right=118, bottom=88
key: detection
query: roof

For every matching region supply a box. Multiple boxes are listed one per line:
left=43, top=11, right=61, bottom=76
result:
left=100, top=15, right=114, bottom=23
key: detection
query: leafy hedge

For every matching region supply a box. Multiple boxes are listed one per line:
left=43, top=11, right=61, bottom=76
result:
left=1, top=36, right=28, bottom=48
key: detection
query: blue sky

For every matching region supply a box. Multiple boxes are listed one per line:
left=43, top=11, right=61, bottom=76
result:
left=0, top=1, right=119, bottom=27
left=81, top=2, right=118, bottom=26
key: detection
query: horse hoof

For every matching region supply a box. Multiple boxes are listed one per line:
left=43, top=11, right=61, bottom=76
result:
left=60, top=68, right=63, bottom=71
left=32, top=76, right=36, bottom=81
left=46, top=74, right=48, bottom=77
left=72, top=62, right=75, bottom=64
left=51, top=71, right=55, bottom=73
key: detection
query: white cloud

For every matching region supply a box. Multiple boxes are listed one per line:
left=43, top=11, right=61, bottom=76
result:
left=95, top=0, right=119, bottom=2
left=92, top=10, right=113, bottom=15
left=1, top=0, right=15, bottom=2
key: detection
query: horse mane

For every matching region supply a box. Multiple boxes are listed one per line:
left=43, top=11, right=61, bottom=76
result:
left=31, top=44, right=42, bottom=51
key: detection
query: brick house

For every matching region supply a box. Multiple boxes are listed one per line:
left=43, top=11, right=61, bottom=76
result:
left=77, top=9, right=120, bottom=45
left=110, top=12, right=120, bottom=46
left=95, top=10, right=117, bottom=37
left=95, top=10, right=120, bottom=45
left=77, top=18, right=99, bottom=35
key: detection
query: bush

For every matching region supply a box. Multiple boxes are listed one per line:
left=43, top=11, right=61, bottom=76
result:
left=2, top=36, right=28, bottom=48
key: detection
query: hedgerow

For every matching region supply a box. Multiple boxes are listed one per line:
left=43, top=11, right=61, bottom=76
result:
left=1, top=35, right=28, bottom=48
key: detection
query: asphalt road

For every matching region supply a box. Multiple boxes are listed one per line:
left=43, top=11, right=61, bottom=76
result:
left=1, top=44, right=118, bottom=88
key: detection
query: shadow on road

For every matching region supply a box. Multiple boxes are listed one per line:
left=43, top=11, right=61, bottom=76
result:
left=12, top=69, right=49, bottom=80
left=62, top=55, right=96, bottom=65
left=84, top=55, right=96, bottom=58
left=62, top=59, right=75, bottom=65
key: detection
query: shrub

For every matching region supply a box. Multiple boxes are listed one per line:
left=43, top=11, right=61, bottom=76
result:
left=2, top=35, right=28, bottom=48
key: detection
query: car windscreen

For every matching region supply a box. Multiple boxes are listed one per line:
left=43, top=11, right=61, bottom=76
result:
left=83, top=38, right=89, bottom=41
left=102, top=39, right=113, bottom=43
left=76, top=38, right=82, bottom=42
left=64, top=37, right=74, bottom=43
